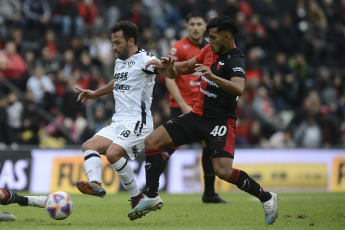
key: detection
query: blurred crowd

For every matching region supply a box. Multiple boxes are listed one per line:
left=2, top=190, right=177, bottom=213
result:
left=0, top=0, right=344, bottom=149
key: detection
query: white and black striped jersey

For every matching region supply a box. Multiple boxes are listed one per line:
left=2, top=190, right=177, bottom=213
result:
left=112, top=48, right=157, bottom=129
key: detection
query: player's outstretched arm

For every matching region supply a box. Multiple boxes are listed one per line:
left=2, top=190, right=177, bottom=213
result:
left=74, top=80, right=115, bottom=103
left=145, top=57, right=177, bottom=79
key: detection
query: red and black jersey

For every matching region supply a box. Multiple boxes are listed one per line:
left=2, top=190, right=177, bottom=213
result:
left=192, top=44, right=246, bottom=119
left=168, top=37, right=208, bottom=108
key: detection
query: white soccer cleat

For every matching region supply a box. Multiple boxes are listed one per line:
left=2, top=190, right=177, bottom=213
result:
left=128, top=195, right=163, bottom=221
left=26, top=196, right=47, bottom=208
left=262, top=192, right=279, bottom=224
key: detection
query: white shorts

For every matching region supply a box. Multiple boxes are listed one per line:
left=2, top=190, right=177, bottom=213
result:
left=95, top=120, right=153, bottom=160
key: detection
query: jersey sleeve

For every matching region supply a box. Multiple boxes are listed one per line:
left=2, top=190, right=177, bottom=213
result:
left=141, top=51, right=158, bottom=74
left=195, top=44, right=210, bottom=64
left=225, top=56, right=246, bottom=79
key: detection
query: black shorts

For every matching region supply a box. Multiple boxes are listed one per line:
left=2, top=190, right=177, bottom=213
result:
left=163, top=112, right=236, bottom=159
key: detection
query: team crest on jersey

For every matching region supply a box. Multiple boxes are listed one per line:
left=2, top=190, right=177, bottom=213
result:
left=217, top=61, right=224, bottom=71
left=170, top=47, right=177, bottom=55
left=128, top=60, right=135, bottom=68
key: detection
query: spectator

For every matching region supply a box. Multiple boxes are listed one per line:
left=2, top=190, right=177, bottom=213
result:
left=0, top=97, right=9, bottom=148
left=0, top=0, right=22, bottom=39
left=51, top=0, right=84, bottom=37
left=22, top=0, right=51, bottom=40
left=26, top=66, right=56, bottom=110
left=252, top=84, right=284, bottom=138
left=0, top=40, right=28, bottom=91
left=20, top=90, right=40, bottom=145
left=6, top=92, right=23, bottom=148
left=77, top=0, right=98, bottom=35
left=293, top=114, right=322, bottom=148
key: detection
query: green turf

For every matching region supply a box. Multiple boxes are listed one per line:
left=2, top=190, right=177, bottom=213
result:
left=1, top=192, right=345, bottom=229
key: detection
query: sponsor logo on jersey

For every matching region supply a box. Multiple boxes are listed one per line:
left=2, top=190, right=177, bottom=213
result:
left=232, top=67, right=245, bottom=74
left=189, top=81, right=200, bottom=86
left=132, top=145, right=139, bottom=158
left=128, top=60, right=135, bottom=68
left=114, top=72, right=128, bottom=81
left=114, top=84, right=130, bottom=91
left=200, top=87, right=217, bottom=98
left=183, top=44, right=189, bottom=49
left=202, top=76, right=219, bottom=88
left=217, top=61, right=224, bottom=71
left=170, top=47, right=177, bottom=55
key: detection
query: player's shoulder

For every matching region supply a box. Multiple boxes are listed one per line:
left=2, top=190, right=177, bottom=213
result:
left=136, top=48, right=156, bottom=59
left=135, top=48, right=157, bottom=64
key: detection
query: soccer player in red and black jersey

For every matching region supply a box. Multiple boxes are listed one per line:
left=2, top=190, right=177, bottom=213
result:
left=145, top=11, right=228, bottom=204
left=130, top=16, right=279, bottom=225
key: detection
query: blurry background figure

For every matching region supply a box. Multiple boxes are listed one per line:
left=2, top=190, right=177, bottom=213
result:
left=26, top=65, right=56, bottom=112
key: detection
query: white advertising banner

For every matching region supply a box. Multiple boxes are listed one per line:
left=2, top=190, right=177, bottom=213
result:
left=167, top=149, right=345, bottom=193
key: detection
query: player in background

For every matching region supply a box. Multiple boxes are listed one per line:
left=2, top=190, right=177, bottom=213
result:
left=145, top=11, right=228, bottom=204
left=0, top=188, right=46, bottom=207
left=74, top=21, right=163, bottom=219
left=0, top=189, right=46, bottom=221
left=130, top=16, right=279, bottom=225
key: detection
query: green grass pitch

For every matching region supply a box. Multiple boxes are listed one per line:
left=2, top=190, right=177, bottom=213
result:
left=1, top=191, right=345, bottom=229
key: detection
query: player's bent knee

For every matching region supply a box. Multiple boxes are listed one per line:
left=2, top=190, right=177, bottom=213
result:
left=145, top=135, right=156, bottom=149
left=81, top=141, right=92, bottom=152
left=214, top=167, right=232, bottom=181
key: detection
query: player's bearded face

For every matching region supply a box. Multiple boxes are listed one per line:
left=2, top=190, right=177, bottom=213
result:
left=112, top=31, right=130, bottom=60
left=117, top=43, right=130, bottom=60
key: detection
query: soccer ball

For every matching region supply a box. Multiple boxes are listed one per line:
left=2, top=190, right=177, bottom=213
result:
left=45, top=191, right=73, bottom=220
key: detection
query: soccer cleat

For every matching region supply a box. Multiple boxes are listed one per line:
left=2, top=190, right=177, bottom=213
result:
left=202, top=193, right=230, bottom=204
left=129, top=192, right=144, bottom=209
left=76, top=180, right=106, bottom=198
left=0, top=212, right=16, bottom=221
left=0, top=189, right=19, bottom=205
left=127, top=195, right=163, bottom=221
left=26, top=196, right=47, bottom=208
left=262, top=192, right=279, bottom=224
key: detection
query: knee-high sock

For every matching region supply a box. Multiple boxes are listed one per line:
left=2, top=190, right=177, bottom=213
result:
left=228, top=168, right=272, bottom=202
left=145, top=149, right=163, bottom=198
left=84, top=150, right=102, bottom=184
left=202, top=147, right=215, bottom=195
left=161, top=146, right=177, bottom=173
left=112, top=157, right=139, bottom=197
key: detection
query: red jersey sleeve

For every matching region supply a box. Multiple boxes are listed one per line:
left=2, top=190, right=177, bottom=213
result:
left=195, top=44, right=210, bottom=63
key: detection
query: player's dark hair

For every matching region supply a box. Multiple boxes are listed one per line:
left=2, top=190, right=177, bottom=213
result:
left=110, top=20, right=139, bottom=44
left=206, top=16, right=238, bottom=35
left=186, top=11, right=206, bottom=23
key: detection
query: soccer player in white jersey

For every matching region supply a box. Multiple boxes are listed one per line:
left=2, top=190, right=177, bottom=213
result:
left=74, top=21, right=164, bottom=218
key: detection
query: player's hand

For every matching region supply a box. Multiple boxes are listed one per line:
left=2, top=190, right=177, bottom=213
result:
left=74, top=86, right=98, bottom=103
left=160, top=57, right=175, bottom=70
left=195, top=64, right=214, bottom=80
left=145, top=59, right=163, bottom=70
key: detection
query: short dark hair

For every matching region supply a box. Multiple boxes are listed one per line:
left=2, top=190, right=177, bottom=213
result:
left=110, top=20, right=139, bottom=44
left=186, top=11, right=206, bottom=23
left=206, top=16, right=238, bottom=35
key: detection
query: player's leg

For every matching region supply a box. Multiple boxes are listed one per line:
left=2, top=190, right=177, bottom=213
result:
left=106, top=143, right=143, bottom=208
left=201, top=146, right=229, bottom=204
left=0, top=189, right=46, bottom=208
left=212, top=158, right=278, bottom=224
left=76, top=134, right=112, bottom=198
left=130, top=113, right=201, bottom=220
left=208, top=118, right=278, bottom=224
